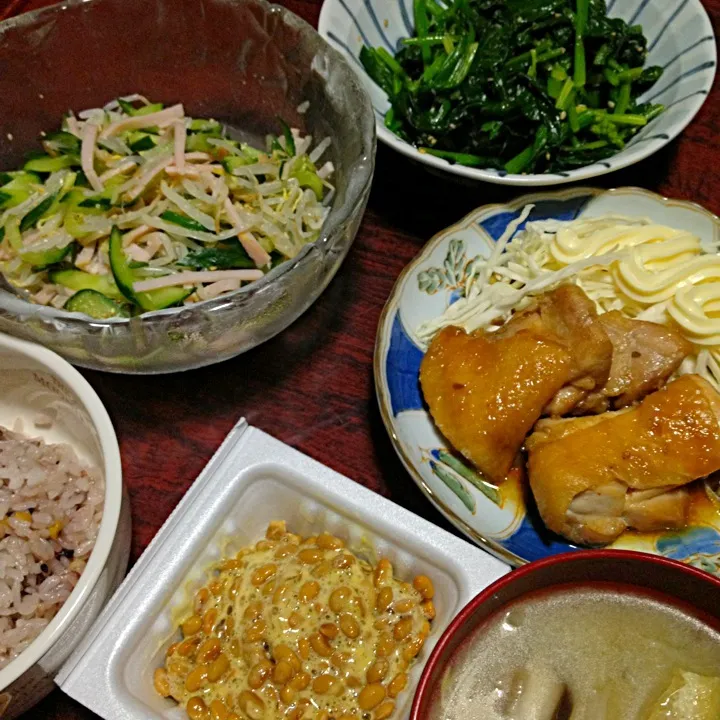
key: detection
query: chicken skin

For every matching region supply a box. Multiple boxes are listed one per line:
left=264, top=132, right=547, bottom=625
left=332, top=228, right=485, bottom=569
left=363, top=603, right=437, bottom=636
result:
left=420, top=325, right=574, bottom=483
left=526, top=375, right=720, bottom=546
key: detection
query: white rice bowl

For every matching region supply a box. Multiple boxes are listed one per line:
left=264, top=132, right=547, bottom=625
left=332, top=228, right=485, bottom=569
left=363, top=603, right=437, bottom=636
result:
left=0, top=333, right=126, bottom=720
left=0, top=426, right=104, bottom=668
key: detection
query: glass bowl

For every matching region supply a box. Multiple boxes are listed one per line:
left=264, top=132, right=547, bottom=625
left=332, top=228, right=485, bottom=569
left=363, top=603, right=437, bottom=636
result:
left=0, top=0, right=376, bottom=373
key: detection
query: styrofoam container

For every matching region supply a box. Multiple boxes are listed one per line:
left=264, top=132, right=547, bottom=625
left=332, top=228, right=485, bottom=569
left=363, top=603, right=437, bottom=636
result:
left=57, top=419, right=509, bottom=718
left=0, top=333, right=131, bottom=719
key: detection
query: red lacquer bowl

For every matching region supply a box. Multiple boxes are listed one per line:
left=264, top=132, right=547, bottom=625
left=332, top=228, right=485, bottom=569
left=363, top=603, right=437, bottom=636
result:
left=410, top=550, right=720, bottom=719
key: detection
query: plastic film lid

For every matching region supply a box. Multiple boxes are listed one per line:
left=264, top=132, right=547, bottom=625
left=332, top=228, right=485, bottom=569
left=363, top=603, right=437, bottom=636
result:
left=56, top=419, right=509, bottom=719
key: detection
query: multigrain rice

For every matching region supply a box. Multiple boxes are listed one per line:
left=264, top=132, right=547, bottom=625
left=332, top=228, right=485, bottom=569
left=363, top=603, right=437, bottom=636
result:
left=0, top=426, right=103, bottom=668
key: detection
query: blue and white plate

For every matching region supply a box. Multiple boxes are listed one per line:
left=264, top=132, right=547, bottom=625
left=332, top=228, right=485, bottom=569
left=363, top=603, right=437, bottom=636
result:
left=318, top=0, right=716, bottom=186
left=374, top=187, right=720, bottom=572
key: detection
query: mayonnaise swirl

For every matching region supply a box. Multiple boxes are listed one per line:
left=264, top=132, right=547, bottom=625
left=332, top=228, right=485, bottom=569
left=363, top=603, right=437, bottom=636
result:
left=550, top=217, right=720, bottom=348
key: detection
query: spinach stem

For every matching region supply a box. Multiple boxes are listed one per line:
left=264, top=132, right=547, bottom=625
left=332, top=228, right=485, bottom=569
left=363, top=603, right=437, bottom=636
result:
left=507, top=39, right=552, bottom=69
left=401, top=35, right=448, bottom=47
left=505, top=144, right=534, bottom=174
left=419, top=147, right=491, bottom=167
left=601, top=113, right=647, bottom=126
left=574, top=0, right=589, bottom=87
left=614, top=82, right=632, bottom=115
left=615, top=66, right=645, bottom=84
left=377, top=47, right=406, bottom=77
left=413, top=0, right=431, bottom=65
left=556, top=77, right=575, bottom=110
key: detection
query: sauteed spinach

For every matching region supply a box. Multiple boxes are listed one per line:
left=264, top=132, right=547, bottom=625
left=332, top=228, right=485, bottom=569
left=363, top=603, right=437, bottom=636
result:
left=361, top=0, right=664, bottom=173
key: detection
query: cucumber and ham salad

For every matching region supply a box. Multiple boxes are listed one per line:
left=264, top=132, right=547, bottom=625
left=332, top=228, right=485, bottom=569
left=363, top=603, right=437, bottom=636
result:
left=0, top=95, right=334, bottom=318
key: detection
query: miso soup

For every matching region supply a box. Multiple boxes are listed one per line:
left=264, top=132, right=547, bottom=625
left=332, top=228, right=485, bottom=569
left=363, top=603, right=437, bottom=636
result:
left=432, top=583, right=720, bottom=720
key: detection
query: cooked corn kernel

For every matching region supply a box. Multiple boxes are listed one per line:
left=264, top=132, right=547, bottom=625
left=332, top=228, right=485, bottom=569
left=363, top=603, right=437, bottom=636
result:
left=47, top=520, right=64, bottom=539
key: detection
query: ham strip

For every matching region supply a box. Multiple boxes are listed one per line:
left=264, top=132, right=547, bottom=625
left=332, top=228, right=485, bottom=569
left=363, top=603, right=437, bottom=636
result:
left=100, top=104, right=184, bottom=139
left=133, top=269, right=264, bottom=293
left=223, top=198, right=271, bottom=268
left=81, top=124, right=103, bottom=192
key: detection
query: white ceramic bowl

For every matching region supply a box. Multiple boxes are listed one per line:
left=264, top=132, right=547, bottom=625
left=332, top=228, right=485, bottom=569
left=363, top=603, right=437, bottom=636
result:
left=0, top=334, right=130, bottom=718
left=319, top=0, right=716, bottom=186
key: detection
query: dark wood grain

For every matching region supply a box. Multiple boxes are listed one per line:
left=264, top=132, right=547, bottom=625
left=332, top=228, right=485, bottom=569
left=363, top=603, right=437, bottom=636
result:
left=3, top=0, right=720, bottom=715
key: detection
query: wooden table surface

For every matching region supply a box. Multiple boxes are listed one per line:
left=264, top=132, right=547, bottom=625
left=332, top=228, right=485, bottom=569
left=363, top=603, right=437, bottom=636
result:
left=1, top=0, right=719, bottom=716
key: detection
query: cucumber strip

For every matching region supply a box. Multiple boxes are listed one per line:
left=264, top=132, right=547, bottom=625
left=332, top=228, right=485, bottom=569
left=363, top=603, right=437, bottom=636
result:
left=222, top=155, right=253, bottom=173
left=20, top=194, right=56, bottom=232
left=5, top=218, right=21, bottom=250
left=131, top=102, right=164, bottom=117
left=127, top=132, right=157, bottom=152
left=185, top=133, right=220, bottom=153
left=278, top=119, right=296, bottom=156
left=65, top=289, right=128, bottom=319
left=118, top=100, right=164, bottom=117
left=49, top=268, right=123, bottom=300
left=20, top=243, right=73, bottom=268
left=189, top=119, right=222, bottom=134
left=159, top=210, right=208, bottom=234
left=290, top=155, right=323, bottom=199
left=24, top=155, right=80, bottom=173
left=42, top=131, right=81, bottom=155
left=109, top=227, right=191, bottom=311
left=0, top=175, right=41, bottom=209
left=78, top=197, right=113, bottom=210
